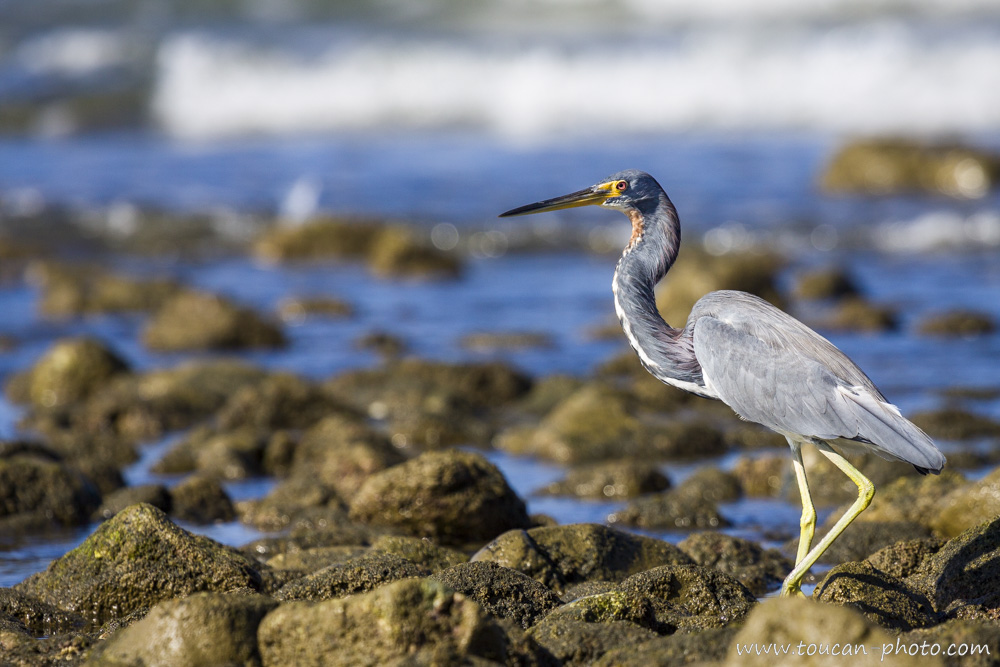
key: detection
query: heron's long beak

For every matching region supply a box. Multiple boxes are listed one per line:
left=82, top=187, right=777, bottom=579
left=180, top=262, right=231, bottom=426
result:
left=499, top=181, right=616, bottom=217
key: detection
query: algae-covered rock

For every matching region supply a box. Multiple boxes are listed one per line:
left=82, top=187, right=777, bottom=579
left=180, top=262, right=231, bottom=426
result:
left=0, top=455, right=102, bottom=529
left=367, top=226, right=462, bottom=279
left=866, top=538, right=946, bottom=580
left=822, top=296, right=898, bottom=333
left=793, top=266, right=861, bottom=301
left=460, top=330, right=554, bottom=352
left=732, top=454, right=787, bottom=497
left=594, top=626, right=739, bottom=666
left=472, top=523, right=693, bottom=593
left=793, top=518, right=930, bottom=565
left=496, top=384, right=725, bottom=464
left=0, top=588, right=85, bottom=637
left=679, top=532, right=792, bottom=596
left=820, top=138, right=999, bottom=198
left=217, top=373, right=355, bottom=432
left=29, top=263, right=182, bottom=318
left=430, top=561, right=562, bottom=630
left=278, top=296, right=353, bottom=322
left=609, top=475, right=732, bottom=531
left=143, top=291, right=286, bottom=351
left=348, top=449, right=531, bottom=546
left=237, top=474, right=346, bottom=532
left=253, top=217, right=383, bottom=261
left=539, top=589, right=663, bottom=633
left=369, top=535, right=468, bottom=572
left=94, top=484, right=172, bottom=521
left=860, top=470, right=966, bottom=527
left=931, top=467, right=1000, bottom=537
left=814, top=561, right=938, bottom=631
left=274, top=551, right=430, bottom=602
left=907, top=515, right=1000, bottom=615
left=264, top=545, right=368, bottom=573
left=528, top=615, right=659, bottom=666
left=258, top=578, right=510, bottom=666
left=154, top=425, right=267, bottom=479
left=724, top=596, right=921, bottom=666
left=538, top=459, right=670, bottom=499
left=169, top=475, right=236, bottom=524
left=15, top=503, right=262, bottom=625
left=910, top=408, right=1000, bottom=441
left=917, top=310, right=996, bottom=337
left=87, top=592, right=277, bottom=667
left=619, top=565, right=757, bottom=630
left=901, top=619, right=1000, bottom=667
left=8, top=337, right=128, bottom=409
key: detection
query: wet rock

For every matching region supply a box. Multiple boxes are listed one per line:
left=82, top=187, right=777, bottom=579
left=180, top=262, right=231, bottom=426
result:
left=278, top=296, right=353, bottom=322
left=169, top=475, right=236, bottom=524
left=654, top=247, right=785, bottom=328
left=143, top=291, right=286, bottom=351
left=367, top=226, right=462, bottom=279
left=822, top=296, right=898, bottom=333
left=725, top=596, right=913, bottom=666
left=538, top=459, right=670, bottom=499
left=291, top=415, right=405, bottom=498
left=594, top=626, right=739, bottom=666
left=274, top=551, right=430, bottom=602
left=866, top=538, right=946, bottom=580
left=460, top=331, right=554, bottom=352
left=7, top=337, right=128, bottom=409
left=253, top=217, right=383, bottom=261
left=908, top=515, right=1000, bottom=615
left=860, top=470, right=967, bottom=527
left=29, top=262, right=182, bottom=318
left=0, top=629, right=96, bottom=667
left=910, top=407, right=1000, bottom=441
left=94, top=484, right=171, bottom=521
left=0, top=455, right=101, bottom=529
left=724, top=424, right=787, bottom=450
left=15, top=503, right=262, bottom=626
left=732, top=454, right=787, bottom=497
left=932, top=467, right=1000, bottom=537
left=239, top=513, right=381, bottom=563
left=217, top=373, right=355, bottom=431
left=496, top=384, right=725, bottom=463
left=88, top=592, right=277, bottom=667
left=430, top=561, right=562, bottom=629
left=237, top=475, right=346, bottom=532
left=793, top=266, right=861, bottom=301
left=918, top=309, right=996, bottom=337
left=814, top=561, right=938, bottom=631
left=348, top=449, right=531, bottom=546
left=901, top=619, right=1000, bottom=667
left=155, top=425, right=267, bottom=479
left=353, top=330, right=407, bottom=358
left=789, top=447, right=916, bottom=507
left=679, top=532, right=792, bottom=596
left=561, top=581, right=618, bottom=602
left=528, top=615, right=659, bottom=666
left=265, top=546, right=368, bottom=573
left=820, top=138, right=999, bottom=198
left=619, top=565, right=757, bottom=630
left=0, top=588, right=85, bottom=637
left=610, top=486, right=730, bottom=531
left=258, top=578, right=509, bottom=665
left=369, top=535, right=468, bottom=572
left=539, top=589, right=663, bottom=633
left=679, top=466, right=742, bottom=502
left=472, top=523, right=693, bottom=593
left=515, top=375, right=586, bottom=416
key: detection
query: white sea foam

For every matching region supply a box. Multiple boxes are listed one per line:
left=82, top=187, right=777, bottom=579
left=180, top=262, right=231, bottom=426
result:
left=875, top=210, right=1000, bottom=252
left=152, top=23, right=1000, bottom=139
left=16, top=28, right=135, bottom=75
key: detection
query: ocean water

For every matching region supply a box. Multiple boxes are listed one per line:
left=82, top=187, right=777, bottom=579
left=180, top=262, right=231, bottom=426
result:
left=1, top=0, right=999, bottom=589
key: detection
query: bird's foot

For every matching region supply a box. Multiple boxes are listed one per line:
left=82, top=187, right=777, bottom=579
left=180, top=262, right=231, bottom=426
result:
left=780, top=577, right=806, bottom=598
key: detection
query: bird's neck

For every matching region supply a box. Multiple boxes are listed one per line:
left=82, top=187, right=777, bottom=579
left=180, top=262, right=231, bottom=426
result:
left=612, top=197, right=706, bottom=394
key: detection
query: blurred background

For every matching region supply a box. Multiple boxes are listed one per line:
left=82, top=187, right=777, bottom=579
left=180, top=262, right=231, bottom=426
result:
left=1, top=0, right=999, bottom=588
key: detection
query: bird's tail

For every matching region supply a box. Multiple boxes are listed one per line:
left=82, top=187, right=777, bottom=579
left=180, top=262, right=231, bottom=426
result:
left=841, top=388, right=946, bottom=474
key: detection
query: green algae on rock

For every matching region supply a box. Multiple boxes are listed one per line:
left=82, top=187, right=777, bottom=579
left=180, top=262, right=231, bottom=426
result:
left=86, top=592, right=277, bottom=667
left=273, top=551, right=431, bottom=602
left=0, top=588, right=85, bottom=637
left=430, top=561, right=562, bottom=630
left=15, top=503, right=262, bottom=626
left=866, top=538, right=946, bottom=581
left=472, top=523, right=693, bottom=594
left=6, top=337, right=129, bottom=410
left=618, top=565, right=757, bottom=630
left=258, top=578, right=510, bottom=666
left=143, top=291, right=286, bottom=351
left=679, top=531, right=791, bottom=596
left=370, top=535, right=469, bottom=573
left=813, top=560, right=938, bottom=631
left=348, top=449, right=531, bottom=546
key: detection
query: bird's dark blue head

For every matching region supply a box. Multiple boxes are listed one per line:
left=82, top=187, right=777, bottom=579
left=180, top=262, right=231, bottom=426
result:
left=499, top=169, right=668, bottom=218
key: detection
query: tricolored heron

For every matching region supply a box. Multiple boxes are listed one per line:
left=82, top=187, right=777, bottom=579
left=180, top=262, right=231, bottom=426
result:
left=499, top=169, right=945, bottom=596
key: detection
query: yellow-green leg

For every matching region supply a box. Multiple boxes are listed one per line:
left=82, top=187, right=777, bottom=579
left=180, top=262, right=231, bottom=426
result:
left=788, top=439, right=816, bottom=567
left=780, top=441, right=875, bottom=597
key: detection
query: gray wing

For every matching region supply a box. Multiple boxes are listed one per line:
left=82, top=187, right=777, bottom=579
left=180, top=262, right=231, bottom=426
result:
left=689, top=291, right=945, bottom=472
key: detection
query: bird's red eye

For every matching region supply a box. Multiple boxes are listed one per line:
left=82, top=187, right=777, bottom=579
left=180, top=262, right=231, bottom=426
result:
left=616, top=180, right=628, bottom=191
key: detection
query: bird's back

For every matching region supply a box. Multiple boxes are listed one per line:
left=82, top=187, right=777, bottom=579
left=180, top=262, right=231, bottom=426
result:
left=687, top=290, right=945, bottom=473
